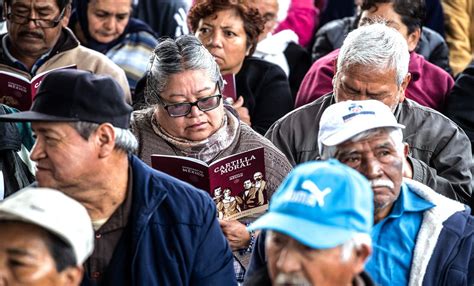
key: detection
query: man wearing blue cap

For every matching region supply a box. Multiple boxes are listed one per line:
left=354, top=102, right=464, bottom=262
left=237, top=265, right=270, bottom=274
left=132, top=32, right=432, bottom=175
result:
left=245, top=160, right=375, bottom=285
left=0, top=69, right=236, bottom=285
left=318, top=100, right=474, bottom=285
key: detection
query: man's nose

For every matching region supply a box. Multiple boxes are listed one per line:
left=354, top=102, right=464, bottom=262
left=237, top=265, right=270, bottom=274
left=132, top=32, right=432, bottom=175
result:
left=362, top=157, right=384, bottom=179
left=208, top=31, right=223, bottom=48
left=275, top=246, right=303, bottom=274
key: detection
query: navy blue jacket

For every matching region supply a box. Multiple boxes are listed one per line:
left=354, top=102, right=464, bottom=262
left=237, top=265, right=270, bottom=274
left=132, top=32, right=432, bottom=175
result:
left=82, top=155, right=236, bottom=285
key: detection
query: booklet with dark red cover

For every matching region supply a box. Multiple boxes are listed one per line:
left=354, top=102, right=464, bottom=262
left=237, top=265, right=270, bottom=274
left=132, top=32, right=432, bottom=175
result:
left=151, top=147, right=268, bottom=220
left=0, top=64, right=77, bottom=111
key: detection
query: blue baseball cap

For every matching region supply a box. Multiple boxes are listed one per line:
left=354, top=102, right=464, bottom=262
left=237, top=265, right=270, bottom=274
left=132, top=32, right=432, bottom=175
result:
left=248, top=159, right=374, bottom=249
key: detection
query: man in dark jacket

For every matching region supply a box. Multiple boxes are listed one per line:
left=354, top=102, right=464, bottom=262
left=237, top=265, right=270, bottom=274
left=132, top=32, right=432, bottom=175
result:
left=0, top=69, right=236, bottom=285
left=266, top=23, right=473, bottom=205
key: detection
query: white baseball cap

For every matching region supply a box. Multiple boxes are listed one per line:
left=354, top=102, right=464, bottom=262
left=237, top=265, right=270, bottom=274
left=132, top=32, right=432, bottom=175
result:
left=0, top=187, right=94, bottom=265
left=318, top=100, right=405, bottom=152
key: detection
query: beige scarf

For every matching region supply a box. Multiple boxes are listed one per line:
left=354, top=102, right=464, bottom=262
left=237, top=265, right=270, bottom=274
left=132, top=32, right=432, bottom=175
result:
left=151, top=109, right=239, bottom=163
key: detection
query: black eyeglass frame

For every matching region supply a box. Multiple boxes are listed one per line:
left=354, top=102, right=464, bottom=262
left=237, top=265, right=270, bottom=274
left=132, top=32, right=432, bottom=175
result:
left=6, top=7, right=66, bottom=28
left=158, top=83, right=223, bottom=118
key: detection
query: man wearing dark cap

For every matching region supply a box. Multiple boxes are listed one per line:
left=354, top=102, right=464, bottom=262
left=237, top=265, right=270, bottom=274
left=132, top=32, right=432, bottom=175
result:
left=0, top=69, right=237, bottom=285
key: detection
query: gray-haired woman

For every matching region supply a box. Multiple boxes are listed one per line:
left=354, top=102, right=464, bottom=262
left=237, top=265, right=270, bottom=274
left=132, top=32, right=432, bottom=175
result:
left=130, top=35, right=292, bottom=280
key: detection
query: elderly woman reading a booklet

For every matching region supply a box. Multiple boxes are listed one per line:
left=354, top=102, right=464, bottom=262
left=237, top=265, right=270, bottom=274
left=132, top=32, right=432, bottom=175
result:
left=130, top=35, right=292, bottom=280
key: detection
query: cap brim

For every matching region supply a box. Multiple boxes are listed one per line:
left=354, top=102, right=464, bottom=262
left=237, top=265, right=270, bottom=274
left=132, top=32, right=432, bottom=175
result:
left=248, top=212, right=356, bottom=249
left=0, top=111, right=78, bottom=122
left=322, top=122, right=405, bottom=147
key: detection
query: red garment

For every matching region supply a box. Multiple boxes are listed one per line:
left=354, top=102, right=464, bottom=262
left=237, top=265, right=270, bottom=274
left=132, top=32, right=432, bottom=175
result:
left=295, top=49, right=454, bottom=112
left=275, top=0, right=320, bottom=48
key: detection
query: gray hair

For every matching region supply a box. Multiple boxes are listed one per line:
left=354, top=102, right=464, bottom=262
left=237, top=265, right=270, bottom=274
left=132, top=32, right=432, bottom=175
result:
left=145, top=35, right=224, bottom=106
left=69, top=122, right=138, bottom=153
left=340, top=233, right=372, bottom=262
left=321, top=127, right=405, bottom=160
left=336, top=23, right=409, bottom=86
left=265, top=230, right=371, bottom=262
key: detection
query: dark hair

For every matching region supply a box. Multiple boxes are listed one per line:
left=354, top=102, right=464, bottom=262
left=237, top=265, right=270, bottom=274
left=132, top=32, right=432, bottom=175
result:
left=5, top=0, right=72, bottom=11
left=187, top=0, right=265, bottom=56
left=361, top=0, right=426, bottom=34
left=44, top=230, right=77, bottom=272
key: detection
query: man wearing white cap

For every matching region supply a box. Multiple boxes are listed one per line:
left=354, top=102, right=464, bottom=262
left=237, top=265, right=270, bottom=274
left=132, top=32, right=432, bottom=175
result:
left=265, top=23, right=473, bottom=206
left=0, top=187, right=94, bottom=285
left=244, top=160, right=375, bottom=285
left=318, top=100, right=474, bottom=285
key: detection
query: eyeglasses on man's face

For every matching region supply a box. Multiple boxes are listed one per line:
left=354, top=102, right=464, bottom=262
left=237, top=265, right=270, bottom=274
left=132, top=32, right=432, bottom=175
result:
left=158, top=84, right=223, bottom=117
left=6, top=7, right=66, bottom=28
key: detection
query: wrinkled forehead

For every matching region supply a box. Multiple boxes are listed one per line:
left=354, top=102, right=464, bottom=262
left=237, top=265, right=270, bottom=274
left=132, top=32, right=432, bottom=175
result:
left=31, top=121, right=76, bottom=134
left=251, top=0, right=279, bottom=13
left=336, top=130, right=398, bottom=153
left=338, top=64, right=399, bottom=88
left=9, top=0, right=60, bottom=10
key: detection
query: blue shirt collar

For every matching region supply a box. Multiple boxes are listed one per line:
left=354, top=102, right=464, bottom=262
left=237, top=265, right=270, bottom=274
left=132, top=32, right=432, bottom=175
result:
left=388, top=182, right=435, bottom=219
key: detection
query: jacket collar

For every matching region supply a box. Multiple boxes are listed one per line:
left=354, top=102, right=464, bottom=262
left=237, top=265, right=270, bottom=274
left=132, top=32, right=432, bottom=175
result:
left=0, top=27, right=79, bottom=68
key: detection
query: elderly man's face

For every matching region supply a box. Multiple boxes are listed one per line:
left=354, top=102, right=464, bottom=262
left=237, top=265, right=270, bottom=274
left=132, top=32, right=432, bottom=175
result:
left=266, top=231, right=363, bottom=286
left=334, top=130, right=405, bottom=218
left=6, top=0, right=70, bottom=62
left=251, top=0, right=279, bottom=40
left=30, top=122, right=99, bottom=194
left=0, top=222, right=81, bottom=285
left=334, top=64, right=409, bottom=111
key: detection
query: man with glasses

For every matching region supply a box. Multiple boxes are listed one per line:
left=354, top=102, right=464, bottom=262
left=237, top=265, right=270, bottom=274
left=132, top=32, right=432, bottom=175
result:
left=0, top=0, right=131, bottom=104
left=0, top=68, right=237, bottom=285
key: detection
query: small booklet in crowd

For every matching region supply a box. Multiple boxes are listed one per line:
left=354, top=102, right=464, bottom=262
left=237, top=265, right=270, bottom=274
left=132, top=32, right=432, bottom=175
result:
left=0, top=64, right=77, bottom=111
left=222, top=73, right=237, bottom=104
left=151, top=147, right=268, bottom=220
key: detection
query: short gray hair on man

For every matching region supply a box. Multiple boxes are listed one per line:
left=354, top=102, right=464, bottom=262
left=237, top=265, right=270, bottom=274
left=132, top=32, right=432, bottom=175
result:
left=69, top=122, right=138, bottom=153
left=336, top=23, right=410, bottom=86
left=320, top=127, right=405, bottom=160
left=265, top=230, right=371, bottom=262
left=145, top=35, right=224, bottom=106
left=340, top=233, right=372, bottom=262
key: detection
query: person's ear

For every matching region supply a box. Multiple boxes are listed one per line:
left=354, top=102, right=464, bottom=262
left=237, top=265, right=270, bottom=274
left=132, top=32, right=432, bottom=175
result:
left=60, top=4, right=72, bottom=27
left=94, top=123, right=116, bottom=158
left=352, top=244, right=372, bottom=274
left=245, top=45, right=252, bottom=56
left=398, top=72, right=411, bottom=103
left=407, top=28, right=421, bottom=52
left=403, top=142, right=409, bottom=158
left=58, top=266, right=84, bottom=286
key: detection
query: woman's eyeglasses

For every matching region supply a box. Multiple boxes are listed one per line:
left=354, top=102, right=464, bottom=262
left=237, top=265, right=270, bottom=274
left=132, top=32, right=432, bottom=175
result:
left=159, top=94, right=223, bottom=117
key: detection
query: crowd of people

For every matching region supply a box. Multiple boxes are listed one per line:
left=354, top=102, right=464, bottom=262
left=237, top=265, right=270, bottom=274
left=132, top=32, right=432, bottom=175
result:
left=0, top=0, right=473, bottom=285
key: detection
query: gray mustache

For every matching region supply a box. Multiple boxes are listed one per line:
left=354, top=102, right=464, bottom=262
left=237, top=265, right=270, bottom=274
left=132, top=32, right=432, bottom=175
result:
left=370, top=178, right=394, bottom=189
left=274, top=273, right=311, bottom=286
left=19, top=31, right=43, bottom=39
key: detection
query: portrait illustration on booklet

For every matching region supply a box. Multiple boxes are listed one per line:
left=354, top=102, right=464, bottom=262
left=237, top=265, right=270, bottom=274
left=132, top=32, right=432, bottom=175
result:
left=151, top=147, right=268, bottom=220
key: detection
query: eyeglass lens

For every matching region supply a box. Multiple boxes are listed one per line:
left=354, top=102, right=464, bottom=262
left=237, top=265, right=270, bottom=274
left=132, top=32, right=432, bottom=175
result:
left=167, top=95, right=221, bottom=117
